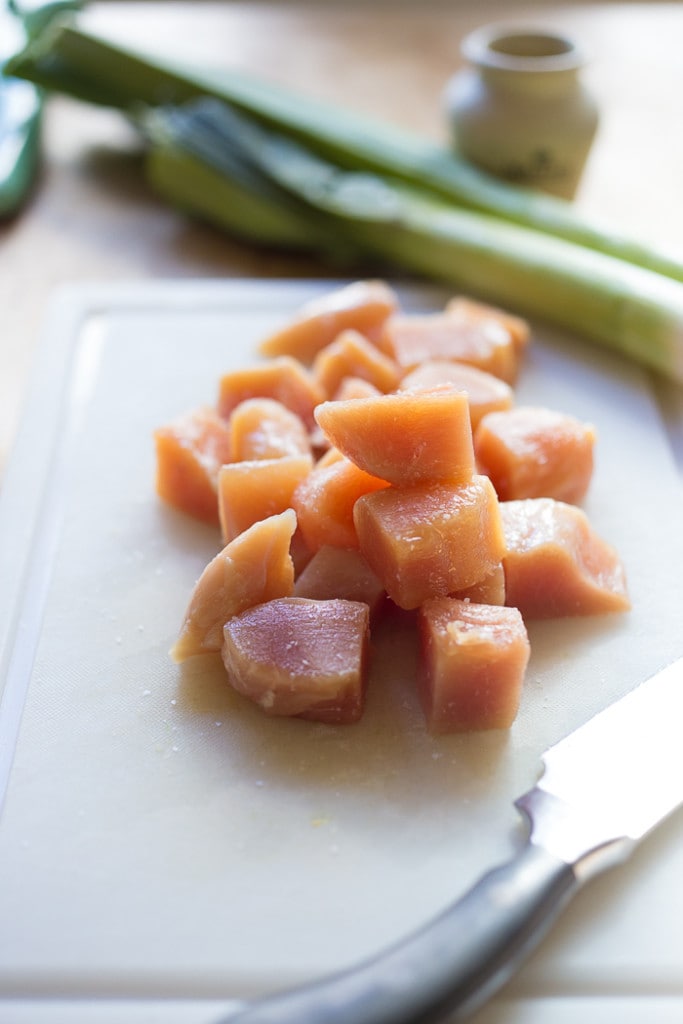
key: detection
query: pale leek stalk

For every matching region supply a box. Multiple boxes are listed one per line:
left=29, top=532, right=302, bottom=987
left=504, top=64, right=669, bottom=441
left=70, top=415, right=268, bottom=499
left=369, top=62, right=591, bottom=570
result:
left=145, top=111, right=340, bottom=255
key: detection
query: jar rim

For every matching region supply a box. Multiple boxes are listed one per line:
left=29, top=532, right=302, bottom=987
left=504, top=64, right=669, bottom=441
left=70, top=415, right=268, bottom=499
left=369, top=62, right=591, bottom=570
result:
left=462, top=24, right=586, bottom=73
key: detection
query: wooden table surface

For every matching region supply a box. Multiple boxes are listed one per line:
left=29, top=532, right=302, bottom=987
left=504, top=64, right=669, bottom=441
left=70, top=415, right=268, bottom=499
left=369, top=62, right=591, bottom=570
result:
left=2, top=0, right=683, bottom=480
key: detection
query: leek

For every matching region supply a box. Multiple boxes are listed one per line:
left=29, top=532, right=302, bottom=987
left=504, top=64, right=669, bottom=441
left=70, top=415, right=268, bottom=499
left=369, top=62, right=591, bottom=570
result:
left=145, top=109, right=346, bottom=257
left=148, top=100, right=683, bottom=382
left=8, top=16, right=683, bottom=286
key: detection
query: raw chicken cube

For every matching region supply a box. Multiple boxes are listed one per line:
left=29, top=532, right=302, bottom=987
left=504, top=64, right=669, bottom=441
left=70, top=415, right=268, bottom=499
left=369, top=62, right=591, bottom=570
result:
left=222, top=597, right=370, bottom=723
left=418, top=598, right=530, bottom=732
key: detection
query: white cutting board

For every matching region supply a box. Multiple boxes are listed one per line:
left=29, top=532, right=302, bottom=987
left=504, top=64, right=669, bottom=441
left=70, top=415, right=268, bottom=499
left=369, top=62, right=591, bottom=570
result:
left=1, top=280, right=682, bottom=1024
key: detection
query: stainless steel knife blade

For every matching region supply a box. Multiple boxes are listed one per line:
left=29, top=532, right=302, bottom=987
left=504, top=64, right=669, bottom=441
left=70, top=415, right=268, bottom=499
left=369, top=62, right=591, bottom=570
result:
left=518, top=656, right=683, bottom=874
left=217, top=656, right=683, bottom=1024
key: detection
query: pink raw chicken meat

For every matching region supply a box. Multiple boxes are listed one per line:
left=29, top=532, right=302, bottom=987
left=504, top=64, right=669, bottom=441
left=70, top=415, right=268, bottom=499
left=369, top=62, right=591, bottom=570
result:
left=500, top=498, right=631, bottom=617
left=293, top=544, right=386, bottom=619
left=314, top=387, right=475, bottom=488
left=257, top=280, right=399, bottom=363
left=418, top=598, right=530, bottom=733
left=399, top=360, right=514, bottom=430
left=170, top=509, right=297, bottom=662
left=474, top=406, right=595, bottom=504
left=222, top=597, right=370, bottom=723
left=354, top=475, right=506, bottom=610
left=228, top=397, right=312, bottom=461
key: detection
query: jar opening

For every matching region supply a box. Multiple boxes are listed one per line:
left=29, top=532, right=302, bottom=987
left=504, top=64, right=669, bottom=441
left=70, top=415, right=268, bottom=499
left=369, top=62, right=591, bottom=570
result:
left=489, top=33, right=573, bottom=59
left=463, top=25, right=584, bottom=73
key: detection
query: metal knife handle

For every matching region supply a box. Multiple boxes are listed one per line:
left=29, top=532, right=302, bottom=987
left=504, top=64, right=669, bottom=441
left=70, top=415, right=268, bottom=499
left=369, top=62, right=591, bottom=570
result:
left=219, top=842, right=578, bottom=1024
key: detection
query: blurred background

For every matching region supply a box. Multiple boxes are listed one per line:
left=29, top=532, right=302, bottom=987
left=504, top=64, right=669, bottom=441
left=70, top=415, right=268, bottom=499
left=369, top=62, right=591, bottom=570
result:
left=2, top=0, right=683, bottom=478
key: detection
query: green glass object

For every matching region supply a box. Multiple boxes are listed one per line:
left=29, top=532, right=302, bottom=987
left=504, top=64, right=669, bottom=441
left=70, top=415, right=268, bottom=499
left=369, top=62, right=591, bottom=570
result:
left=0, top=0, right=82, bottom=217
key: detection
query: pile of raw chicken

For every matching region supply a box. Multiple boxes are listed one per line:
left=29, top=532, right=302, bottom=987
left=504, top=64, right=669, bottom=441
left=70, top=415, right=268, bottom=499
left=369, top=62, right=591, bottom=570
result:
left=154, top=281, right=630, bottom=733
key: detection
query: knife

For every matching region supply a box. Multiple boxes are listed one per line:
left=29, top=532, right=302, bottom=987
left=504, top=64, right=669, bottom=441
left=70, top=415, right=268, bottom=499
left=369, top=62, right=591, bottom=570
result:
left=217, top=656, right=683, bottom=1024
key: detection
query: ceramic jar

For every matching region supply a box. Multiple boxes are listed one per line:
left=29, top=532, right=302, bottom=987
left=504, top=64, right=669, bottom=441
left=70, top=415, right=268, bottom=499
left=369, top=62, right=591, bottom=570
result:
left=445, top=25, right=599, bottom=199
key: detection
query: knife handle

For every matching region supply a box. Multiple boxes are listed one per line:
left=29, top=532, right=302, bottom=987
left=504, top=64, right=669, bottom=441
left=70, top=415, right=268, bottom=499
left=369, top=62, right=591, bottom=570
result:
left=219, top=842, right=578, bottom=1024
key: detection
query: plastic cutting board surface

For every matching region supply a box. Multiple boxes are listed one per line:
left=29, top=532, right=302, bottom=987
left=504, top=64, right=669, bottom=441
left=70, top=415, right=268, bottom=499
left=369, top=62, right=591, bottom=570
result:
left=1, top=280, right=682, bottom=1024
